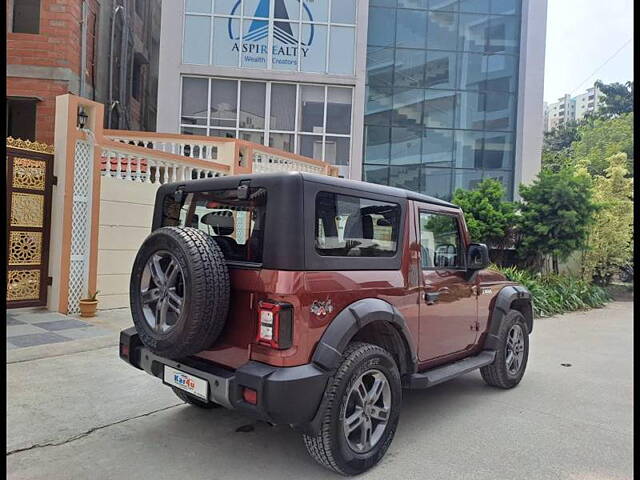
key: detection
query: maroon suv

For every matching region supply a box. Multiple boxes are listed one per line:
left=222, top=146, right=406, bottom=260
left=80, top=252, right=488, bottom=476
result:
left=120, top=172, right=533, bottom=475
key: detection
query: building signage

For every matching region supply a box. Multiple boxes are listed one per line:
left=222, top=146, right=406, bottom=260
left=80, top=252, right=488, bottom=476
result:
left=228, top=0, right=314, bottom=68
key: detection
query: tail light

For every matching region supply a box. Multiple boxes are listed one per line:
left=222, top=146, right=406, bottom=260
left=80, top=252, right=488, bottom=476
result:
left=256, top=301, right=293, bottom=350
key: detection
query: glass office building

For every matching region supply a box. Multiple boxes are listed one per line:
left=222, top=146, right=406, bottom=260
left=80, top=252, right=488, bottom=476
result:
left=157, top=0, right=546, bottom=199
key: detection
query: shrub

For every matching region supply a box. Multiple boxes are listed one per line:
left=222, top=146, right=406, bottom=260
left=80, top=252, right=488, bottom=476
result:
left=490, top=265, right=611, bottom=318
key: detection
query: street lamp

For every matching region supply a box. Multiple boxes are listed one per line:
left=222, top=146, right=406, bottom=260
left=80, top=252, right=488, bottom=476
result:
left=77, top=107, right=89, bottom=129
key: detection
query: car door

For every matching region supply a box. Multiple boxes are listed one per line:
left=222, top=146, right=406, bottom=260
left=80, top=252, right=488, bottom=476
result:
left=417, top=206, right=477, bottom=362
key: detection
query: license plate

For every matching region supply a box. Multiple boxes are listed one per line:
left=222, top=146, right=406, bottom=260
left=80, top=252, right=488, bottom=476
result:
left=164, top=366, right=209, bottom=401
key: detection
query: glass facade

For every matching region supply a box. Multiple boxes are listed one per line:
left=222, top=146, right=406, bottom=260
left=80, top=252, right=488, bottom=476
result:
left=180, top=76, right=353, bottom=167
left=364, top=0, right=521, bottom=200
left=183, top=0, right=357, bottom=75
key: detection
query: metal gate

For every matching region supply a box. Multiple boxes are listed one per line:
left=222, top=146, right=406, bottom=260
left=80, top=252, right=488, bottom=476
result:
left=6, top=138, right=55, bottom=308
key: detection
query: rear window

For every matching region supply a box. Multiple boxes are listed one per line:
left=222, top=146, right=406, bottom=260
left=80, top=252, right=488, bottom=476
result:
left=315, top=192, right=401, bottom=257
left=166, top=188, right=267, bottom=263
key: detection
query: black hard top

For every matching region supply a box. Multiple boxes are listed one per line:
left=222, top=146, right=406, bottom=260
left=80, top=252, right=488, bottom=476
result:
left=174, top=171, right=459, bottom=209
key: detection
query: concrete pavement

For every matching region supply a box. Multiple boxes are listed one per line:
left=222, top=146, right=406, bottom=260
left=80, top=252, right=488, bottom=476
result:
left=7, top=301, right=633, bottom=480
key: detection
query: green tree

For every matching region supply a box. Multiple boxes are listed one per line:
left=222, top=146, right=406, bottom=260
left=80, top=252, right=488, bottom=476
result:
left=571, top=112, right=634, bottom=176
left=516, top=168, right=598, bottom=273
left=579, top=153, right=634, bottom=285
left=543, top=121, right=581, bottom=152
left=594, top=80, right=634, bottom=117
left=451, top=179, right=517, bottom=259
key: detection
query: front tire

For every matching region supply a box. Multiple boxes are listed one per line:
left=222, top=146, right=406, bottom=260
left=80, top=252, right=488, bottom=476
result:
left=303, top=342, right=401, bottom=476
left=480, top=310, right=529, bottom=389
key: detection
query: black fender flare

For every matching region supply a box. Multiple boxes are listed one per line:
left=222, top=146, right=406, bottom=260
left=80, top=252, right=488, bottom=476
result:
left=483, top=285, right=533, bottom=350
left=311, top=298, right=418, bottom=374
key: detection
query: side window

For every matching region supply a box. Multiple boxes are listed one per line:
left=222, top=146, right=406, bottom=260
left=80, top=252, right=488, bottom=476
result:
left=315, top=192, right=401, bottom=257
left=419, top=212, right=462, bottom=269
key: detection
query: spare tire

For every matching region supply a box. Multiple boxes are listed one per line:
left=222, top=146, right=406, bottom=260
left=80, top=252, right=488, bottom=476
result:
left=129, top=226, right=230, bottom=359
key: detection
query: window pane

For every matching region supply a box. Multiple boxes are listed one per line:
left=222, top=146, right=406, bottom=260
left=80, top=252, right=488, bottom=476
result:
left=454, top=130, right=484, bottom=168
left=269, top=133, right=295, bottom=152
left=368, top=7, right=396, bottom=47
left=487, top=15, right=520, bottom=54
left=7, top=100, right=37, bottom=140
left=421, top=167, right=452, bottom=199
left=459, top=0, right=489, bottom=13
left=181, top=126, right=208, bottom=136
left=458, top=13, right=489, bottom=52
left=272, top=21, right=300, bottom=71
left=427, top=12, right=458, bottom=50
left=328, top=26, right=355, bottom=74
left=315, top=192, right=401, bottom=257
left=331, top=0, right=356, bottom=23
left=491, top=0, right=520, bottom=15
left=364, top=165, right=390, bottom=185
left=365, top=86, right=393, bottom=126
left=244, top=0, right=269, bottom=17
left=241, top=17, right=269, bottom=69
left=215, top=0, right=239, bottom=14
left=184, top=16, right=211, bottom=64
left=274, top=0, right=300, bottom=20
left=484, top=92, right=515, bottom=130
left=392, top=88, right=423, bottom=126
left=239, top=130, right=265, bottom=144
left=301, top=24, right=327, bottom=73
left=455, top=91, right=485, bottom=130
left=390, top=165, right=421, bottom=191
left=299, top=85, right=325, bottom=133
left=270, top=83, right=297, bottom=131
left=453, top=168, right=483, bottom=191
left=305, top=0, right=329, bottom=22
left=395, top=49, right=426, bottom=88
left=423, top=129, right=454, bottom=165
left=365, top=126, right=391, bottom=165
left=213, top=17, right=239, bottom=66
left=457, top=52, right=485, bottom=90
left=429, top=0, right=458, bottom=10
left=210, top=79, right=238, bottom=127
left=12, top=0, right=41, bottom=33
left=186, top=0, right=211, bottom=13
left=424, top=89, right=455, bottom=128
left=324, top=137, right=351, bottom=166
left=182, top=77, right=208, bottom=120
left=483, top=133, right=514, bottom=169
left=396, top=9, right=427, bottom=48
left=485, top=54, right=517, bottom=92
left=425, top=50, right=456, bottom=89
left=326, top=88, right=352, bottom=134
left=367, top=47, right=395, bottom=87
left=298, top=134, right=324, bottom=160
left=208, top=129, right=237, bottom=138
left=399, top=0, right=428, bottom=9
left=419, top=212, right=461, bottom=268
left=391, top=126, right=422, bottom=165
left=239, top=81, right=266, bottom=129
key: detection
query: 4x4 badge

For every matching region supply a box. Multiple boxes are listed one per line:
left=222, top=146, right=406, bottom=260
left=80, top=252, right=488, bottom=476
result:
left=311, top=299, right=333, bottom=317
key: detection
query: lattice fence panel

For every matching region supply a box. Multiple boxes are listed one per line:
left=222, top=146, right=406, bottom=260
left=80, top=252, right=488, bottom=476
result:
left=67, top=140, right=92, bottom=314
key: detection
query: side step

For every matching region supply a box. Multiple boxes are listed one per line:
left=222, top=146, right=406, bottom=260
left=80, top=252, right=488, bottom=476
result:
left=403, top=350, right=496, bottom=389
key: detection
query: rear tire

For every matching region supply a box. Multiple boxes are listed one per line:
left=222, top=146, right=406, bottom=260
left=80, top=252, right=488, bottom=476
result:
left=303, top=342, right=401, bottom=476
left=172, top=387, right=220, bottom=409
left=480, top=310, right=529, bottom=389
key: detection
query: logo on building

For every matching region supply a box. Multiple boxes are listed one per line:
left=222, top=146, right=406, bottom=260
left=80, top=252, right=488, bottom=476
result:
left=228, top=0, right=314, bottom=67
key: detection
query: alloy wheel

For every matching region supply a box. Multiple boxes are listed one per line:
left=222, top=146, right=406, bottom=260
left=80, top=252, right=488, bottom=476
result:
left=140, top=251, right=185, bottom=334
left=505, top=324, right=525, bottom=375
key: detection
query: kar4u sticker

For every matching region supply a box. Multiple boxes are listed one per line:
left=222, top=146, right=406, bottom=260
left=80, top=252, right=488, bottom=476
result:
left=310, top=299, right=334, bottom=317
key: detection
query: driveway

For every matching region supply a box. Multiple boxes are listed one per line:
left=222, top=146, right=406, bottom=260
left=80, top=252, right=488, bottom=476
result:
left=7, top=301, right=633, bottom=480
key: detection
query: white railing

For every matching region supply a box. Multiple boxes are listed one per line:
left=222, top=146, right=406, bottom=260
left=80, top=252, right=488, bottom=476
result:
left=106, top=134, right=222, bottom=162
left=99, top=144, right=229, bottom=184
left=252, top=150, right=326, bottom=175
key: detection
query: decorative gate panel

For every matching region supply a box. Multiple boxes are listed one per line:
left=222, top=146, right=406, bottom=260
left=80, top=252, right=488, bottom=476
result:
left=6, top=138, right=55, bottom=308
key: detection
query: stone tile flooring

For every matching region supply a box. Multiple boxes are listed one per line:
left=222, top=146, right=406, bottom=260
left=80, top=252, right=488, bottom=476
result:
left=6, top=311, right=112, bottom=350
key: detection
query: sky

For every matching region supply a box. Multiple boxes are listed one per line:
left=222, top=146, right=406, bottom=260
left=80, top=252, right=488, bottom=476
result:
left=543, top=0, right=634, bottom=103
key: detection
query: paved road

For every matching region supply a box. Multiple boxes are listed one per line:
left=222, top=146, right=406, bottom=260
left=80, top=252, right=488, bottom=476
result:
left=7, top=302, right=633, bottom=480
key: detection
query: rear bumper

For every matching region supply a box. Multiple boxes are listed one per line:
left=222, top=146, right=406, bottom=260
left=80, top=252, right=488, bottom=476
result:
left=119, top=328, right=329, bottom=430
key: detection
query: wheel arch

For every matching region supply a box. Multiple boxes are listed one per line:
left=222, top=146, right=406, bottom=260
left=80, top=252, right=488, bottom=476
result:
left=311, top=298, right=418, bottom=376
left=483, top=285, right=533, bottom=350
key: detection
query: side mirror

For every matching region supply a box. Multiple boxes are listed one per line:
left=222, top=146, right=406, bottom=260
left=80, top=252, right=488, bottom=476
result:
left=467, top=243, right=490, bottom=270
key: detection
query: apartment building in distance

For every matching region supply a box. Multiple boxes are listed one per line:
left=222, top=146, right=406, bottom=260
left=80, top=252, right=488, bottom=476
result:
left=6, top=0, right=161, bottom=144
left=543, top=84, right=602, bottom=132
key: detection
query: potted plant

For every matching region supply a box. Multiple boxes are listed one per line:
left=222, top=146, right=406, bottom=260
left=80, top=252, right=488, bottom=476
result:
left=79, top=290, right=99, bottom=317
